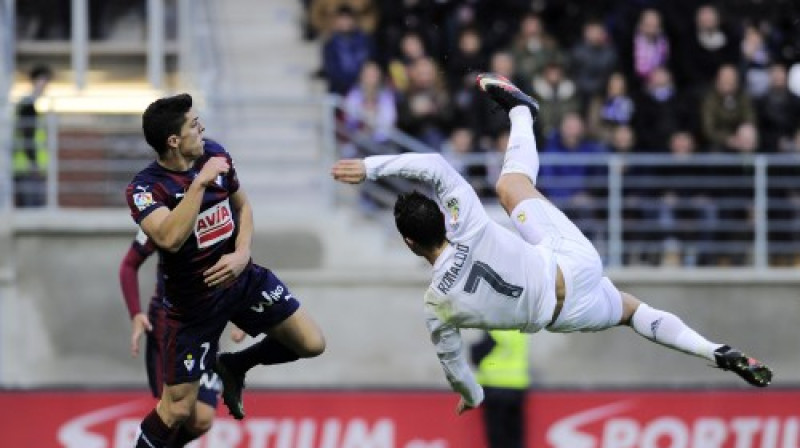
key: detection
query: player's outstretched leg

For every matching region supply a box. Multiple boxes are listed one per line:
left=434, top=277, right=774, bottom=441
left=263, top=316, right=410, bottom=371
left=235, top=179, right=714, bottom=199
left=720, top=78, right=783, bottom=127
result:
left=476, top=73, right=541, bottom=190
left=626, top=295, right=772, bottom=387
left=215, top=331, right=320, bottom=419
left=477, top=73, right=548, bottom=244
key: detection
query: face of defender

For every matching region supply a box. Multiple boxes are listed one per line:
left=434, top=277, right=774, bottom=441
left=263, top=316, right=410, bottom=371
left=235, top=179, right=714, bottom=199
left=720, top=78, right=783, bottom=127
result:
left=177, top=108, right=205, bottom=159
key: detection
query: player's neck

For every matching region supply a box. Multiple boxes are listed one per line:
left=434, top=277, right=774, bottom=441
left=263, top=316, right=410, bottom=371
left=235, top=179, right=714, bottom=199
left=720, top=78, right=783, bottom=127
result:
left=424, top=241, right=449, bottom=265
left=157, top=151, right=196, bottom=172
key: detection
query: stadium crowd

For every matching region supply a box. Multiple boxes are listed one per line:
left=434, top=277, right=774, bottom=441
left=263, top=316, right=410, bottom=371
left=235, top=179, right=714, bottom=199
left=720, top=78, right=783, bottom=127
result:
left=306, top=0, right=800, bottom=268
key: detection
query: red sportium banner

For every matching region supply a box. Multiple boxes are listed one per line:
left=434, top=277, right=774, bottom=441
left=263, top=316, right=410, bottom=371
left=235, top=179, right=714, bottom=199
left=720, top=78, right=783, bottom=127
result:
left=0, top=389, right=798, bottom=448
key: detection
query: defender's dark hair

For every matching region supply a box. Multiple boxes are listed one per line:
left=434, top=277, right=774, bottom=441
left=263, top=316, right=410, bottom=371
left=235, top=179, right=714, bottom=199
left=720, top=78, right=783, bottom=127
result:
left=142, top=93, right=193, bottom=156
left=394, top=190, right=446, bottom=249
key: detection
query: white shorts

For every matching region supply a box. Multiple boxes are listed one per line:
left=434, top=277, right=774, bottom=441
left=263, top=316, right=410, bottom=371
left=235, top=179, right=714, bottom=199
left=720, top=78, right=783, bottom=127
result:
left=510, top=198, right=623, bottom=332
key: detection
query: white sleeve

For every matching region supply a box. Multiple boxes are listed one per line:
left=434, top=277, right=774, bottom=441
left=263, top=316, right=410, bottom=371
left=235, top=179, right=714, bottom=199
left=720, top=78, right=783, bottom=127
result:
left=364, top=153, right=489, bottom=242
left=424, top=302, right=485, bottom=407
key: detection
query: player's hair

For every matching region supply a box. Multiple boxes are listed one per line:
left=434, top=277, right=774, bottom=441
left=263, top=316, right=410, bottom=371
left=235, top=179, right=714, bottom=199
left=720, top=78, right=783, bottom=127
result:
left=394, top=190, right=446, bottom=249
left=142, top=93, right=193, bottom=156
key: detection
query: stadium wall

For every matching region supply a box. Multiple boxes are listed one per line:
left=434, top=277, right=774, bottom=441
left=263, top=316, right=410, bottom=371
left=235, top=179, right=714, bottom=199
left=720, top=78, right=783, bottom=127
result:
left=3, top=224, right=799, bottom=389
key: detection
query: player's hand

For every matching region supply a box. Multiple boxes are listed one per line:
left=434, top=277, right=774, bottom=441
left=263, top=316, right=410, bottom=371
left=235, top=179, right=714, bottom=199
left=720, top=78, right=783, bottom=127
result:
left=456, top=397, right=476, bottom=415
left=230, top=325, right=246, bottom=343
left=130, top=313, right=153, bottom=357
left=196, top=156, right=230, bottom=187
left=203, top=250, right=249, bottom=287
left=331, top=159, right=367, bottom=184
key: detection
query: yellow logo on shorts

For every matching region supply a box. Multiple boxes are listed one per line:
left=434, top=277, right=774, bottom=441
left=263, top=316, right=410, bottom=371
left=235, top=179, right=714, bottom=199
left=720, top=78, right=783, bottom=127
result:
left=516, top=212, right=526, bottom=223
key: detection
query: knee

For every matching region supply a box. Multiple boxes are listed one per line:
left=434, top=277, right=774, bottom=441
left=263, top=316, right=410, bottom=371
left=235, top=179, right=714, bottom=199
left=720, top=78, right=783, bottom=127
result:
left=161, top=384, right=199, bottom=424
left=298, top=333, right=326, bottom=358
left=163, top=399, right=194, bottom=423
left=187, top=405, right=215, bottom=435
left=495, top=176, right=515, bottom=212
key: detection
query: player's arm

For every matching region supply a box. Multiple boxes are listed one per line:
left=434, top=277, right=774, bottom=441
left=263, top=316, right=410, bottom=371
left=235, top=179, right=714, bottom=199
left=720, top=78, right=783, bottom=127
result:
left=333, top=153, right=466, bottom=195
left=203, top=188, right=252, bottom=287
left=118, top=234, right=155, bottom=356
left=119, top=243, right=147, bottom=319
left=139, top=157, right=230, bottom=252
left=424, top=298, right=484, bottom=413
left=332, top=153, right=489, bottom=238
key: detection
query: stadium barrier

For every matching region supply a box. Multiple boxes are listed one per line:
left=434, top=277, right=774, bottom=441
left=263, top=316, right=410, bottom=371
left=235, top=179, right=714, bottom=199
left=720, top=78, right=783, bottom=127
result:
left=5, top=94, right=800, bottom=270
left=0, top=388, right=797, bottom=448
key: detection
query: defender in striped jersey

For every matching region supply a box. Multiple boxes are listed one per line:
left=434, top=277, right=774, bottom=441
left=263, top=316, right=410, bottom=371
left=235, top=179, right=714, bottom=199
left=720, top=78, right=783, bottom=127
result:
left=118, top=229, right=246, bottom=446
left=128, top=94, right=325, bottom=448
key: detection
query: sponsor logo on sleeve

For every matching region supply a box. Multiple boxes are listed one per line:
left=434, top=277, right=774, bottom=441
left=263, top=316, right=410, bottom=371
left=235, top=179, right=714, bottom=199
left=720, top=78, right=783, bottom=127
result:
left=194, top=198, right=235, bottom=249
left=132, top=186, right=154, bottom=211
left=446, top=197, right=460, bottom=225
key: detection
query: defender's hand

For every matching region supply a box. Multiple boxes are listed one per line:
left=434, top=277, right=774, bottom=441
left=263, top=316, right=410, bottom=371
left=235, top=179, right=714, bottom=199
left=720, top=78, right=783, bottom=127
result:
left=203, top=250, right=249, bottom=287
left=130, top=313, right=153, bottom=357
left=456, top=397, right=476, bottom=415
left=331, top=159, right=367, bottom=184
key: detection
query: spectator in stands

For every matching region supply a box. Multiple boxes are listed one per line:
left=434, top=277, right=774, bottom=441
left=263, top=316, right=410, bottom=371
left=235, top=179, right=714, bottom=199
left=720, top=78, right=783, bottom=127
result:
left=655, top=131, right=717, bottom=267
left=605, top=124, right=652, bottom=265
left=633, top=67, right=697, bottom=152
left=769, top=127, right=800, bottom=266
left=511, top=13, right=566, bottom=87
left=322, top=5, right=375, bottom=95
left=441, top=127, right=491, bottom=196
left=700, top=65, right=756, bottom=152
left=310, top=0, right=378, bottom=38
left=569, top=20, right=619, bottom=111
left=16, top=0, right=70, bottom=40
left=13, top=64, right=52, bottom=208
left=586, top=72, right=635, bottom=144
left=530, top=61, right=581, bottom=138
left=629, top=9, right=670, bottom=89
left=342, top=61, right=397, bottom=149
left=539, top=113, right=607, bottom=244
left=387, top=31, right=428, bottom=94
left=375, top=0, right=441, bottom=66
left=445, top=27, right=489, bottom=95
left=396, top=57, right=453, bottom=148
left=740, top=24, right=773, bottom=99
left=714, top=122, right=759, bottom=266
left=757, top=63, right=800, bottom=153
left=680, top=5, right=740, bottom=91
left=456, top=51, right=526, bottom=143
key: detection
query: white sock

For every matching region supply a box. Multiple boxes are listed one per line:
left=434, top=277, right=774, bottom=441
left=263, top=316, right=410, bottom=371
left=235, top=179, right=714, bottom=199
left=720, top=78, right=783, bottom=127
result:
left=500, top=106, right=539, bottom=185
left=631, top=304, right=723, bottom=361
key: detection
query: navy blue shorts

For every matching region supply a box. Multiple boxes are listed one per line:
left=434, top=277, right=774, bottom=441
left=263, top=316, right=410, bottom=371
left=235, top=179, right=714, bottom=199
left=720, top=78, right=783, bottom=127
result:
left=162, top=264, right=300, bottom=385
left=146, top=300, right=220, bottom=407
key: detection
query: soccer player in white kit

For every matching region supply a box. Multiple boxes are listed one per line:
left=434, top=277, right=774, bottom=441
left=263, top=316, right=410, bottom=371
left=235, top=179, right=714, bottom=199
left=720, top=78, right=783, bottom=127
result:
left=331, top=73, right=773, bottom=414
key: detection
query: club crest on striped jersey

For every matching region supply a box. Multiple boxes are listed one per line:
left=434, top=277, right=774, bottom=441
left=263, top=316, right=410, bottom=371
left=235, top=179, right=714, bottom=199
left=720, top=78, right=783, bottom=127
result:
left=194, top=199, right=235, bottom=249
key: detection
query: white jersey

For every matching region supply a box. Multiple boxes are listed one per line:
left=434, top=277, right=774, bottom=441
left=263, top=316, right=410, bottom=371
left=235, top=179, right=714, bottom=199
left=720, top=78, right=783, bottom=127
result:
left=365, top=153, right=558, bottom=406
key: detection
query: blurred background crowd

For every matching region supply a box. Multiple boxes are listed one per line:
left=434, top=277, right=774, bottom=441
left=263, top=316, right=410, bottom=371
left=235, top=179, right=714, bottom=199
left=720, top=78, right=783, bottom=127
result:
left=303, top=0, right=800, bottom=268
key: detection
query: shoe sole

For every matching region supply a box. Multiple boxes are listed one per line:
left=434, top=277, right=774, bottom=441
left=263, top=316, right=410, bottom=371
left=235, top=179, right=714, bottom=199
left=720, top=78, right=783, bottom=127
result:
left=215, top=358, right=245, bottom=419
